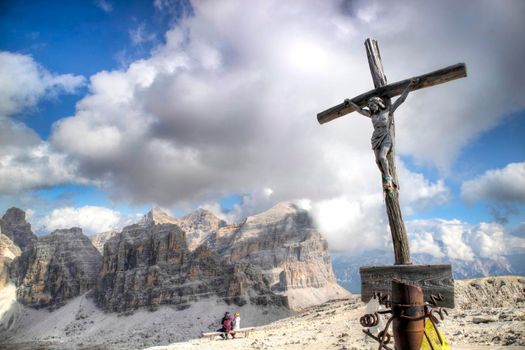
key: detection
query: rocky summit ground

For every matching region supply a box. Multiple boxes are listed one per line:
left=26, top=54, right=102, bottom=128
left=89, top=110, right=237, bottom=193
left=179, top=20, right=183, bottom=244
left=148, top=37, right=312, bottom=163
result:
left=1, top=277, right=524, bottom=350
left=145, top=276, right=525, bottom=350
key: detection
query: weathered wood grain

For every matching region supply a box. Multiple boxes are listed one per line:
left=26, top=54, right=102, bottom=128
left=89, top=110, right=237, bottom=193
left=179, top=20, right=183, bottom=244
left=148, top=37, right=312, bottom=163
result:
left=317, top=63, right=467, bottom=124
left=364, top=38, right=411, bottom=265
left=384, top=191, right=411, bottom=265
left=365, top=38, right=387, bottom=89
left=360, top=264, right=455, bottom=308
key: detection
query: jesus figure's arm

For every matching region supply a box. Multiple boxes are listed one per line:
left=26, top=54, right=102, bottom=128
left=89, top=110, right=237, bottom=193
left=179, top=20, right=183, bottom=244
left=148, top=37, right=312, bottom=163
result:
left=344, top=99, right=371, bottom=117
left=390, top=78, right=418, bottom=113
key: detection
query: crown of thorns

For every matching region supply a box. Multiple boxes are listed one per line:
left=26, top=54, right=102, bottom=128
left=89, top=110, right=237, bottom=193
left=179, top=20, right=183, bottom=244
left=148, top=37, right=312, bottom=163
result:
left=368, top=96, right=385, bottom=108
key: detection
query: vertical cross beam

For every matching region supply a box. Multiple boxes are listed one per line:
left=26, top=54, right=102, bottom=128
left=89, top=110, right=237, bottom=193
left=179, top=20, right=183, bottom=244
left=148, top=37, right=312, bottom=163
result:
left=365, top=39, right=411, bottom=265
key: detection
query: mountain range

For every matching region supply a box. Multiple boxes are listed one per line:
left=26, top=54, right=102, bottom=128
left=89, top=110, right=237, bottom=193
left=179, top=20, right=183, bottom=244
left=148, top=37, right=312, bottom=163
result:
left=0, top=203, right=349, bottom=316
left=1, top=203, right=524, bottom=349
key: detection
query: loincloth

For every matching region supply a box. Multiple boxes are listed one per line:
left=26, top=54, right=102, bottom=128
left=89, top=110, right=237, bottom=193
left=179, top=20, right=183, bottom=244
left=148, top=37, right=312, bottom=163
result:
left=371, top=128, right=392, bottom=150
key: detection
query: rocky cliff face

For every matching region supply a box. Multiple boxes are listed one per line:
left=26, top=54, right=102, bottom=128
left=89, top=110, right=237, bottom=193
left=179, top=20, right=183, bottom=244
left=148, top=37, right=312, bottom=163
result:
left=12, top=228, right=102, bottom=309
left=90, top=229, right=120, bottom=253
left=136, top=208, right=227, bottom=251
left=0, top=234, right=21, bottom=289
left=201, top=223, right=241, bottom=255
left=225, top=203, right=350, bottom=309
left=138, top=207, right=178, bottom=227
left=0, top=208, right=36, bottom=251
left=95, top=223, right=285, bottom=313
left=5, top=204, right=346, bottom=312
left=178, top=209, right=227, bottom=251
left=0, top=207, right=34, bottom=290
left=91, top=207, right=180, bottom=254
left=140, top=203, right=351, bottom=310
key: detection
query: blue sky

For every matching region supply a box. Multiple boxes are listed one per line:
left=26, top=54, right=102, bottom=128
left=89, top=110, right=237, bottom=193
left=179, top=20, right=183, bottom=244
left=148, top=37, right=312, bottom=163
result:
left=402, top=109, right=525, bottom=226
left=1, top=1, right=524, bottom=263
left=0, top=0, right=179, bottom=73
left=1, top=0, right=178, bottom=137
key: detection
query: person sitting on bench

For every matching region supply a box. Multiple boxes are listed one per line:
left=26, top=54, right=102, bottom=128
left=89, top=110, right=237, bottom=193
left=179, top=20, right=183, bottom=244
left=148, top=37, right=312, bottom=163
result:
left=217, top=311, right=233, bottom=339
left=231, top=312, right=240, bottom=339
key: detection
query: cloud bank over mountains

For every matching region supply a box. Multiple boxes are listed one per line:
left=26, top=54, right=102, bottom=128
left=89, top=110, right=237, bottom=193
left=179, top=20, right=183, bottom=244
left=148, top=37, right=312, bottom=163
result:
left=48, top=1, right=525, bottom=209
left=35, top=206, right=138, bottom=235
left=0, top=52, right=86, bottom=194
left=408, top=219, right=525, bottom=262
left=0, top=1, right=524, bottom=262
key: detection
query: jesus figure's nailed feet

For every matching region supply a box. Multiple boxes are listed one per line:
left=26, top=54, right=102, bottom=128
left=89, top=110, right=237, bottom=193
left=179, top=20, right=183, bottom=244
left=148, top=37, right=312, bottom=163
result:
left=383, top=175, right=396, bottom=197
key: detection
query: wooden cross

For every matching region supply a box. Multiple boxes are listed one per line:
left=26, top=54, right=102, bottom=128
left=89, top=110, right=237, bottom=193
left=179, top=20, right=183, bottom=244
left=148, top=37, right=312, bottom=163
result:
left=317, top=39, right=467, bottom=265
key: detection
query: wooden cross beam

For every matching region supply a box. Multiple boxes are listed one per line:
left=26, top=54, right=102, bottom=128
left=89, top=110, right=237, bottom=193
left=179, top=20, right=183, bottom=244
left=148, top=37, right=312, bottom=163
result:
left=317, top=39, right=467, bottom=265
left=317, top=63, right=466, bottom=124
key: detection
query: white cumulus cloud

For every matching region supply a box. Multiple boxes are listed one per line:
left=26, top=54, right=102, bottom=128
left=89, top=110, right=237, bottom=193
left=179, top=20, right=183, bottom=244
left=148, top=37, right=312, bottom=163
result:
left=203, top=162, right=451, bottom=252
left=2, top=1, right=524, bottom=260
left=461, top=162, right=525, bottom=204
left=37, top=206, right=125, bottom=235
left=0, top=52, right=87, bottom=193
left=407, top=219, right=525, bottom=262
left=0, top=118, right=88, bottom=193
left=309, top=195, right=390, bottom=252
left=48, top=1, right=525, bottom=211
left=0, top=52, right=85, bottom=117
left=410, top=231, right=445, bottom=258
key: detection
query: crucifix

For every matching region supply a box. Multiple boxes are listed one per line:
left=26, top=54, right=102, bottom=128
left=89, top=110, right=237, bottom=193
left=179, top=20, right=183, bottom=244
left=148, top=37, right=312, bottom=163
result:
left=317, top=39, right=466, bottom=266
left=317, top=39, right=466, bottom=316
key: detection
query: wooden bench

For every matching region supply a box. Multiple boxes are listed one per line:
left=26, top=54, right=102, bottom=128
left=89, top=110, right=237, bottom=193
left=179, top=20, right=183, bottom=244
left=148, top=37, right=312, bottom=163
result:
left=201, top=327, right=255, bottom=340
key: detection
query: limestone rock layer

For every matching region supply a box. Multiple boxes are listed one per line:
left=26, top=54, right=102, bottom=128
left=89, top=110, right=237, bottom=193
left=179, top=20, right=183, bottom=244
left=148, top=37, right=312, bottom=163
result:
left=226, top=203, right=351, bottom=309
left=0, top=234, right=21, bottom=289
left=12, top=228, right=102, bottom=309
left=0, top=207, right=36, bottom=251
left=5, top=204, right=348, bottom=312
left=95, top=223, right=286, bottom=312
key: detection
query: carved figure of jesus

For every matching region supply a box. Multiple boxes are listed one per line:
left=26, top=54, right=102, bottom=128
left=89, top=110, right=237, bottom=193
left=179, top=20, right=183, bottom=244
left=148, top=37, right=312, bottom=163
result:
left=345, top=78, right=418, bottom=191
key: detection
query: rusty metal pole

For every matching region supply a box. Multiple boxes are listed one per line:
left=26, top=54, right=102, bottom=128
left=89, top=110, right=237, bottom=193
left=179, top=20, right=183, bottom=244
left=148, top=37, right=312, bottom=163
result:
left=391, top=280, right=425, bottom=349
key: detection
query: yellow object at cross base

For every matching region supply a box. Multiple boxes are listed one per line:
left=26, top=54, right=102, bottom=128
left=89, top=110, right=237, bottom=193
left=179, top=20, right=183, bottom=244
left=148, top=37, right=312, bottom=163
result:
left=421, top=319, right=450, bottom=350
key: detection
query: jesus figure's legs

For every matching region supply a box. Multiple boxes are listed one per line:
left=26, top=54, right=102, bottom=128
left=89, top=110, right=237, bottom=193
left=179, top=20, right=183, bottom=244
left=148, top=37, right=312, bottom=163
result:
left=374, top=145, right=394, bottom=190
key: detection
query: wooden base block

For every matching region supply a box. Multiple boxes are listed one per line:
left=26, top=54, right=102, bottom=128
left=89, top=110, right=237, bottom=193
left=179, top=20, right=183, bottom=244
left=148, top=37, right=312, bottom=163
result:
left=360, top=264, right=454, bottom=308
